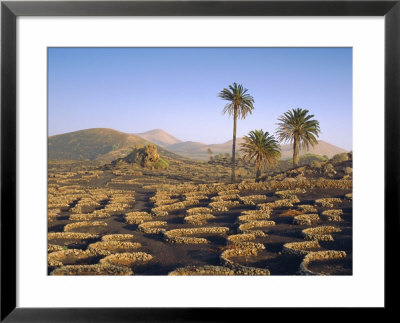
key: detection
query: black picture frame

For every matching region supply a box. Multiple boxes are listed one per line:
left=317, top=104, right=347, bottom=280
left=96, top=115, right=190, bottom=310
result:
left=1, top=0, right=398, bottom=321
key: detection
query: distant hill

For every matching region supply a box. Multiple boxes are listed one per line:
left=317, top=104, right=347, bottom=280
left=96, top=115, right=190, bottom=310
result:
left=167, top=140, right=346, bottom=161
left=49, top=128, right=348, bottom=162
left=218, top=139, right=346, bottom=160
left=48, top=128, right=150, bottom=162
left=48, top=128, right=188, bottom=162
left=165, top=141, right=208, bottom=160
left=279, top=140, right=347, bottom=160
left=134, top=129, right=182, bottom=147
left=141, top=128, right=347, bottom=161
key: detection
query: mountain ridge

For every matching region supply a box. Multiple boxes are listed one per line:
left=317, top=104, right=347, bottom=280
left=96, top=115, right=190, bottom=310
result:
left=134, top=129, right=182, bottom=147
left=49, top=127, right=349, bottom=162
left=135, top=129, right=348, bottom=160
left=48, top=128, right=149, bottom=161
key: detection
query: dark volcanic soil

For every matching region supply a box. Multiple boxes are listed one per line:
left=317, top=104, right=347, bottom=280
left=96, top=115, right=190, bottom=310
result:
left=48, top=159, right=353, bottom=276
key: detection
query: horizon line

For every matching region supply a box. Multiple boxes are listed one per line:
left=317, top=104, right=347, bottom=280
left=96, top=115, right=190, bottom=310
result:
left=48, top=126, right=352, bottom=151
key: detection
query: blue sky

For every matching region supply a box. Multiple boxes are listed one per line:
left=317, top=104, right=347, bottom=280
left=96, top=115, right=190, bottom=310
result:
left=48, top=47, right=352, bottom=150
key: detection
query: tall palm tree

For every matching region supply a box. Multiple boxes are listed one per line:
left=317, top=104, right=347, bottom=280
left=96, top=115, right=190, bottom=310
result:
left=218, top=83, right=255, bottom=182
left=276, top=108, right=321, bottom=167
left=240, top=130, right=281, bottom=181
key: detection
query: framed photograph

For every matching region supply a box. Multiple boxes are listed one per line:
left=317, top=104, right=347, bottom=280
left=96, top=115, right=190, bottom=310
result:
left=1, top=0, right=398, bottom=321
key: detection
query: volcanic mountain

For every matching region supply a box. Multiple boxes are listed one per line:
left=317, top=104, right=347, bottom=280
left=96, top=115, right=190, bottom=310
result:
left=134, top=129, right=182, bottom=148
left=48, top=128, right=150, bottom=161
left=48, top=128, right=184, bottom=162
left=49, top=128, right=349, bottom=162
left=136, top=129, right=348, bottom=160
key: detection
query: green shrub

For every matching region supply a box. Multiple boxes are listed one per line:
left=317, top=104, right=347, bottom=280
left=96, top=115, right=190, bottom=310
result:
left=287, top=154, right=327, bottom=166
left=331, top=153, right=349, bottom=164
left=302, top=153, right=327, bottom=162
left=154, top=158, right=169, bottom=169
left=310, top=160, right=322, bottom=169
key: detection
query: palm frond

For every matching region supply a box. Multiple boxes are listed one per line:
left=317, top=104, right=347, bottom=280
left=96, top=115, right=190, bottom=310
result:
left=240, top=129, right=281, bottom=170
left=218, top=82, right=255, bottom=119
left=275, top=108, right=321, bottom=148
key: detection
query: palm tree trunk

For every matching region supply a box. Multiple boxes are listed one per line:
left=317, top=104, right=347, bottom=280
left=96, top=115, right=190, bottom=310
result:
left=255, top=165, right=261, bottom=182
left=231, top=108, right=238, bottom=183
left=293, top=136, right=299, bottom=167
